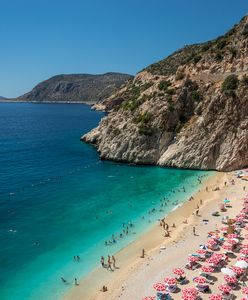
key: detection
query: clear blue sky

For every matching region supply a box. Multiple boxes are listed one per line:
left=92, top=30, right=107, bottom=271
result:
left=0, top=0, right=247, bottom=97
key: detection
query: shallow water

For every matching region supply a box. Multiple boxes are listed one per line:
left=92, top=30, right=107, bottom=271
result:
left=0, top=103, right=211, bottom=299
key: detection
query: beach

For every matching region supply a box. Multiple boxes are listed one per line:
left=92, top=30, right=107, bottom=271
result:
left=64, top=170, right=248, bottom=300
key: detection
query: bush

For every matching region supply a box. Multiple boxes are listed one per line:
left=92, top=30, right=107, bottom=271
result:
left=133, top=111, right=151, bottom=125
left=193, top=54, right=202, bottom=64
left=191, top=90, right=202, bottom=101
left=242, top=74, right=248, bottom=85
left=216, top=39, right=227, bottom=50
left=166, top=88, right=175, bottom=95
left=138, top=124, right=155, bottom=136
left=158, top=80, right=171, bottom=91
left=222, top=74, right=239, bottom=92
left=215, top=52, right=223, bottom=61
left=175, top=72, right=185, bottom=81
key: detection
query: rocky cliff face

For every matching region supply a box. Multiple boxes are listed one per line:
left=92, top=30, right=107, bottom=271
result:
left=14, top=73, right=133, bottom=103
left=82, top=16, right=248, bottom=171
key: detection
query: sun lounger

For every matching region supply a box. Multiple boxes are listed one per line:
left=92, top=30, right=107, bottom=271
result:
left=156, top=292, right=172, bottom=300
left=196, top=284, right=210, bottom=293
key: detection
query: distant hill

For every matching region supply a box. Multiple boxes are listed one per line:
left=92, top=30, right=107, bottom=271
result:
left=12, top=72, right=133, bottom=103
left=0, top=96, right=6, bottom=100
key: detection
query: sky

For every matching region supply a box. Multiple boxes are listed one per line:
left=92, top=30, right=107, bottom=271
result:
left=0, top=0, right=247, bottom=98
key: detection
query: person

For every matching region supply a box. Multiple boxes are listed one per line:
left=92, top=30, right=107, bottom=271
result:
left=75, top=278, right=78, bottom=285
left=112, top=255, right=116, bottom=268
left=193, top=227, right=196, bottom=235
left=172, top=223, right=176, bottom=228
left=77, top=255, right=80, bottom=261
left=100, top=256, right=105, bottom=267
left=140, top=249, right=145, bottom=258
left=107, top=255, right=113, bottom=271
left=206, top=186, right=208, bottom=192
left=200, top=199, right=203, bottom=205
left=196, top=209, right=199, bottom=216
left=100, top=285, right=108, bottom=292
left=61, top=277, right=67, bottom=283
left=164, top=230, right=170, bottom=237
left=244, top=186, right=246, bottom=191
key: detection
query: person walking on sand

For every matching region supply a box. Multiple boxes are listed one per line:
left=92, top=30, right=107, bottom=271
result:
left=193, top=226, right=196, bottom=235
left=107, top=255, right=113, bottom=271
left=196, top=209, right=199, bottom=216
left=112, top=255, right=116, bottom=268
left=75, top=278, right=78, bottom=285
left=100, top=256, right=105, bottom=267
left=140, top=248, right=145, bottom=258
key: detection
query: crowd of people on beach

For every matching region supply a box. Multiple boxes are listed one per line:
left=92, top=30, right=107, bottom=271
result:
left=100, top=255, right=117, bottom=271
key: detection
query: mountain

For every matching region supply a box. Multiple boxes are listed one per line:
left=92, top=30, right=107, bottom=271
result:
left=13, top=73, right=133, bottom=103
left=0, top=96, right=6, bottom=100
left=82, top=16, right=248, bottom=171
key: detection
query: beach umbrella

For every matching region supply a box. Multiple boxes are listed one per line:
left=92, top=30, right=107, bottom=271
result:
left=227, top=239, right=238, bottom=245
left=221, top=268, right=235, bottom=277
left=221, top=226, right=228, bottom=232
left=173, top=268, right=185, bottom=276
left=193, top=276, right=206, bottom=284
left=188, top=256, right=198, bottom=262
left=241, top=244, right=248, bottom=249
left=182, top=287, right=198, bottom=295
left=235, top=260, right=248, bottom=268
left=164, top=277, right=176, bottom=285
left=153, top=283, right=166, bottom=291
left=224, top=198, right=230, bottom=203
left=227, top=234, right=238, bottom=239
left=201, top=265, right=214, bottom=273
left=218, top=284, right=232, bottom=294
left=197, top=249, right=207, bottom=255
left=209, top=294, right=223, bottom=300
left=242, top=287, right=248, bottom=295
left=244, top=226, right=248, bottom=231
left=208, top=239, right=217, bottom=245
left=232, top=266, right=245, bottom=275
left=206, top=256, right=220, bottom=264
left=222, top=244, right=232, bottom=251
left=237, top=256, right=248, bottom=262
left=182, top=295, right=197, bottom=300
left=142, top=297, right=155, bottom=300
left=241, top=248, right=248, bottom=255
left=224, top=275, right=237, bottom=284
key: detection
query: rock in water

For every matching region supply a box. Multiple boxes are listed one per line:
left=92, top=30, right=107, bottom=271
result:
left=82, top=16, right=248, bottom=171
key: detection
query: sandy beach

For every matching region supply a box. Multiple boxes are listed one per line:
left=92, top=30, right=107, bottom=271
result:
left=64, top=171, right=248, bottom=300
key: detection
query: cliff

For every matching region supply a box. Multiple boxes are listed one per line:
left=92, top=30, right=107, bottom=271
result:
left=12, top=73, right=133, bottom=103
left=82, top=16, right=248, bottom=171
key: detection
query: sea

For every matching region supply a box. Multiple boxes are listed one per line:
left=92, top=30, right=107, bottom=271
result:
left=0, top=103, right=212, bottom=300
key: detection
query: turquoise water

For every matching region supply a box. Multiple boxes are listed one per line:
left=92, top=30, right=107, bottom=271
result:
left=0, top=103, right=211, bottom=300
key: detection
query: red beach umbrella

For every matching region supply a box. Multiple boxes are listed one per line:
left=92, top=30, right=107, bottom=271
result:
left=242, top=287, right=248, bottom=295
left=241, top=244, right=248, bottom=249
left=209, top=294, right=223, bottom=300
left=142, top=297, right=155, bottom=300
left=193, top=276, right=206, bottom=284
left=197, top=249, right=207, bottom=255
left=164, top=277, right=176, bottom=285
left=240, top=248, right=248, bottom=255
left=208, top=239, right=217, bottom=245
left=206, top=256, right=220, bottom=264
left=153, top=283, right=166, bottom=291
left=224, top=275, right=237, bottom=284
left=201, top=265, right=214, bottom=273
left=227, top=234, right=238, bottom=239
left=182, top=295, right=197, bottom=300
left=218, top=284, right=232, bottom=294
left=182, top=287, right=198, bottom=295
left=222, top=244, right=232, bottom=251
left=238, top=256, right=248, bottom=262
left=188, top=256, right=198, bottom=262
left=227, top=239, right=238, bottom=245
left=232, top=266, right=245, bottom=276
left=173, top=268, right=185, bottom=276
left=221, top=226, right=228, bottom=231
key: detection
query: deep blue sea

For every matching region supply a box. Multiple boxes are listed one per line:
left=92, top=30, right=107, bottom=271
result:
left=0, top=103, right=211, bottom=300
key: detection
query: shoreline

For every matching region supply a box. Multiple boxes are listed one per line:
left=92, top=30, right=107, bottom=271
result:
left=64, top=171, right=225, bottom=300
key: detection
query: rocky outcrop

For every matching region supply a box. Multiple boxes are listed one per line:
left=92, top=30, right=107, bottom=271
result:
left=13, top=73, right=133, bottom=103
left=82, top=16, right=248, bottom=171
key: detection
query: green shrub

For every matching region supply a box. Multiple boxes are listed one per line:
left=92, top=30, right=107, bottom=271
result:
left=242, top=74, right=248, bottom=85
left=229, top=47, right=237, bottom=58
left=191, top=90, right=202, bottom=101
left=215, top=52, right=223, bottom=61
left=193, top=54, right=202, bottom=64
left=216, top=39, right=227, bottom=50
left=175, top=72, right=185, bottom=81
left=166, top=88, right=175, bottom=95
left=138, top=124, right=155, bottom=136
left=133, top=111, right=151, bottom=125
left=158, top=80, right=171, bottom=91
left=222, top=74, right=239, bottom=92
